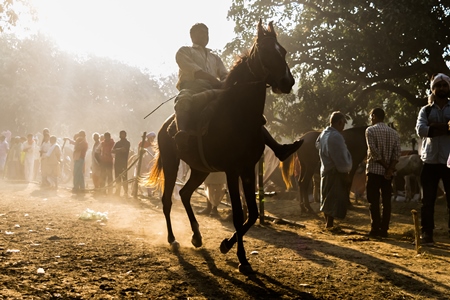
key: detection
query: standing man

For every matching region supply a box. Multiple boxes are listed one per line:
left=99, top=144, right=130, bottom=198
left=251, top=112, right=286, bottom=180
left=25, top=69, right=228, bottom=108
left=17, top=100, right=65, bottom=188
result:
left=138, top=131, right=157, bottom=197
left=39, top=132, right=51, bottom=187
left=99, top=132, right=115, bottom=195
left=65, top=130, right=88, bottom=193
left=0, top=135, right=9, bottom=178
left=173, top=22, right=302, bottom=160
left=316, top=112, right=353, bottom=229
left=45, top=135, right=61, bottom=189
left=416, top=73, right=450, bottom=245
left=112, top=130, right=130, bottom=198
left=22, top=134, right=36, bottom=182
left=91, top=133, right=102, bottom=190
left=365, top=108, right=401, bottom=238
left=198, top=172, right=226, bottom=217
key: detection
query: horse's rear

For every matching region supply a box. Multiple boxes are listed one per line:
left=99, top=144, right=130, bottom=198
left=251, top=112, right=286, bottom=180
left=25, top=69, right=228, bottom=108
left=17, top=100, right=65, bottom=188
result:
left=281, top=130, right=321, bottom=213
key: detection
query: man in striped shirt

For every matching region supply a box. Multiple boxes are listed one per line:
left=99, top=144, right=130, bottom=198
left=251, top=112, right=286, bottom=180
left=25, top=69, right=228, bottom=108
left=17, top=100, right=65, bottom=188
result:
left=365, top=108, right=401, bottom=238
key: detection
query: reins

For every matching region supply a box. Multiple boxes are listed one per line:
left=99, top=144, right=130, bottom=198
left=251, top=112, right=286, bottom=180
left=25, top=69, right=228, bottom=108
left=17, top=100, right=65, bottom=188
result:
left=246, top=36, right=276, bottom=84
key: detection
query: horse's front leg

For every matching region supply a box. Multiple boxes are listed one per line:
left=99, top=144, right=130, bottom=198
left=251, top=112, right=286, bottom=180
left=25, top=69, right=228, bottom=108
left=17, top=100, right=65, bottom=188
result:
left=179, top=169, right=209, bottom=248
left=220, top=171, right=257, bottom=274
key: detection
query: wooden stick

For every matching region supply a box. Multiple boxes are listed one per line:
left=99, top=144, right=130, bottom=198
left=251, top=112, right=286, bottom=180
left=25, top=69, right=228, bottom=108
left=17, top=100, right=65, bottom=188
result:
left=411, top=209, right=420, bottom=254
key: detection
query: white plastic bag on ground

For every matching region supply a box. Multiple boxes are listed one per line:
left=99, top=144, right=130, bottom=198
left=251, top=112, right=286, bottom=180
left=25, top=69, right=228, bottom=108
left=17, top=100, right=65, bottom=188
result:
left=79, top=208, right=108, bottom=221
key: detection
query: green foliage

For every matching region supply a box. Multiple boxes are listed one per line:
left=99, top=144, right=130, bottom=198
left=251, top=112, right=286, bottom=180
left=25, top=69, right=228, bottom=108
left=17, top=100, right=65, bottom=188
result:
left=0, top=0, right=34, bottom=33
left=226, top=0, right=450, bottom=144
left=0, top=34, right=176, bottom=146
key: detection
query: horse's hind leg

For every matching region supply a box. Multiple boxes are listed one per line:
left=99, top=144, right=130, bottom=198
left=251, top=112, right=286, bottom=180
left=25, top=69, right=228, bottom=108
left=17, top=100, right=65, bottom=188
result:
left=159, top=138, right=180, bottom=250
left=299, top=170, right=314, bottom=214
left=179, top=169, right=209, bottom=248
left=161, top=164, right=179, bottom=249
left=298, top=180, right=310, bottom=214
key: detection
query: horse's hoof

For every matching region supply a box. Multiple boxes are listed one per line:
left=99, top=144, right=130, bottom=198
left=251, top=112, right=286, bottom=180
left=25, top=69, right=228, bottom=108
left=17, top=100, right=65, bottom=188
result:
left=191, top=234, right=203, bottom=248
left=238, top=264, right=254, bottom=275
left=170, top=240, right=180, bottom=251
left=220, top=239, right=232, bottom=254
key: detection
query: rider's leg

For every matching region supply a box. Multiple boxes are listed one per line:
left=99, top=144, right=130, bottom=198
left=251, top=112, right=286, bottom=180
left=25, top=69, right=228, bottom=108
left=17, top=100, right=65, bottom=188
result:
left=262, top=126, right=303, bottom=161
left=174, top=90, right=193, bottom=151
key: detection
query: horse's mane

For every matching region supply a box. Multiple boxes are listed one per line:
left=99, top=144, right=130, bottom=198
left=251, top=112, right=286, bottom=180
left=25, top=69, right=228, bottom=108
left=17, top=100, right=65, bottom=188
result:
left=224, top=22, right=277, bottom=88
left=224, top=56, right=249, bottom=87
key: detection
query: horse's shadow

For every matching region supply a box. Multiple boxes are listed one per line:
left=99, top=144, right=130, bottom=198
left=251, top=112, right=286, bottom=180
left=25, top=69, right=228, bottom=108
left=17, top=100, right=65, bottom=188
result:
left=174, top=247, right=318, bottom=299
left=230, top=223, right=450, bottom=299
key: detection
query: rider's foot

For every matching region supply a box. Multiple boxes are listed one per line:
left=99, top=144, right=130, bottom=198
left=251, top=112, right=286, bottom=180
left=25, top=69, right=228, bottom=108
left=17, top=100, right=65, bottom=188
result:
left=174, top=130, right=190, bottom=152
left=275, top=139, right=304, bottom=161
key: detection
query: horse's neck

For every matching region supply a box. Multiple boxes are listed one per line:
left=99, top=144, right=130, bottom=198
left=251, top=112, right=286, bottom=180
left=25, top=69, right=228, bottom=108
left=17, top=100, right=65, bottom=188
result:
left=225, top=58, right=260, bottom=87
left=223, top=59, right=267, bottom=115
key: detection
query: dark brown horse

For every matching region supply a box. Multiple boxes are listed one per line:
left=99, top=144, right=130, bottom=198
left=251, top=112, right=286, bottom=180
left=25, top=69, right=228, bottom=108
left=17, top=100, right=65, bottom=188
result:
left=282, top=126, right=368, bottom=213
left=148, top=20, right=295, bottom=274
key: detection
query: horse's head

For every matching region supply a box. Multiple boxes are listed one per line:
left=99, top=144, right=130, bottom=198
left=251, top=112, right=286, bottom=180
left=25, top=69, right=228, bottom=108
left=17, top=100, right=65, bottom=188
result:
left=247, top=20, right=295, bottom=94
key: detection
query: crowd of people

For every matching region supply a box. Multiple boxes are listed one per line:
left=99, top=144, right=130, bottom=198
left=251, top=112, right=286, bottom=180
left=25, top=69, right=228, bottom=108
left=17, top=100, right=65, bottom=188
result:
left=0, top=129, right=63, bottom=185
left=317, top=73, right=450, bottom=246
left=0, top=128, right=158, bottom=198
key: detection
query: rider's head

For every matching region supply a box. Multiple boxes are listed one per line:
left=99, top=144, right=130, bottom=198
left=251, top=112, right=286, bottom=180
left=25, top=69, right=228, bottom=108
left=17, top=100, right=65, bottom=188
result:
left=190, top=23, right=209, bottom=48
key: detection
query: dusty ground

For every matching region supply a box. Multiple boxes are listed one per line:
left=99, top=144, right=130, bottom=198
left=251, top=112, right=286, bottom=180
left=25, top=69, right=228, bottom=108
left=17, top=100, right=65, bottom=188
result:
left=1, top=179, right=450, bottom=300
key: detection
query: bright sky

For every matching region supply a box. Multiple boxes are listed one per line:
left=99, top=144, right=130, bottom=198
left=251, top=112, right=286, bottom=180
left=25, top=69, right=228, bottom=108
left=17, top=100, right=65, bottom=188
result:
left=29, top=0, right=235, bottom=77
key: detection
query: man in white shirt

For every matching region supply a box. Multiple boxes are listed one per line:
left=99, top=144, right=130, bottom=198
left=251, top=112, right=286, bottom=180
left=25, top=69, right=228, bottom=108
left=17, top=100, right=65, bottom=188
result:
left=316, top=112, right=353, bottom=229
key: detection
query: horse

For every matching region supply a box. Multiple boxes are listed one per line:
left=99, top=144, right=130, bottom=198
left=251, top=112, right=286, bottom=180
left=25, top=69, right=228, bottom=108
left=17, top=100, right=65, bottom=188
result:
left=392, top=154, right=422, bottom=202
left=281, top=126, right=368, bottom=214
left=147, top=20, right=295, bottom=274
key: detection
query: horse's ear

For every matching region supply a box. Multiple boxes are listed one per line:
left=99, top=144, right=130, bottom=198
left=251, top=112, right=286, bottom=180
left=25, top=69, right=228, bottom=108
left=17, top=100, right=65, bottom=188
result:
left=268, top=21, right=274, bottom=32
left=268, top=21, right=276, bottom=36
left=257, top=18, right=264, bottom=38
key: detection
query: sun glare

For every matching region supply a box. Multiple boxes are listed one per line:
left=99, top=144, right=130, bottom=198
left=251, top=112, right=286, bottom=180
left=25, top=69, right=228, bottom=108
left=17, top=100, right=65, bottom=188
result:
left=29, top=0, right=234, bottom=76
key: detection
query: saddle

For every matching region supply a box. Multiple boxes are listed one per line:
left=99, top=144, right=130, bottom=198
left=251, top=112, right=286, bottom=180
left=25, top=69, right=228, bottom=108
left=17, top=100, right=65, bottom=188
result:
left=168, top=89, right=224, bottom=138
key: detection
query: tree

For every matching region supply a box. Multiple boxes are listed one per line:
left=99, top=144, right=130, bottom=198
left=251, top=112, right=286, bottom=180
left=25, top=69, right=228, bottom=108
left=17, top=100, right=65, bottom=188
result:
left=0, top=0, right=34, bottom=33
left=0, top=34, right=174, bottom=145
left=226, top=0, right=450, bottom=143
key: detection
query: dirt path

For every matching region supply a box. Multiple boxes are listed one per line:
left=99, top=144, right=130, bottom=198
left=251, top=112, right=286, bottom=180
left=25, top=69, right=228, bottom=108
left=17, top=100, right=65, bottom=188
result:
left=1, top=180, right=450, bottom=299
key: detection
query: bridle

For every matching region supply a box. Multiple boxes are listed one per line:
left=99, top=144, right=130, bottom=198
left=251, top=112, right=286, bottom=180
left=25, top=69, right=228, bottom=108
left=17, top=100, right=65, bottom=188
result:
left=246, top=36, right=277, bottom=84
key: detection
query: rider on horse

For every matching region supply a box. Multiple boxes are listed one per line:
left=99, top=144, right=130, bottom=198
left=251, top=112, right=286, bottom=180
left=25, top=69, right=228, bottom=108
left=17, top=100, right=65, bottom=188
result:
left=173, top=23, right=302, bottom=160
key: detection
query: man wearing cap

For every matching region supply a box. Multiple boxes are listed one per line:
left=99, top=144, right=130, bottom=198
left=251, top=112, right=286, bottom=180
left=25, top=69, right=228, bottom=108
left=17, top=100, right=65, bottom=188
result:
left=173, top=23, right=302, bottom=160
left=416, top=73, right=450, bottom=245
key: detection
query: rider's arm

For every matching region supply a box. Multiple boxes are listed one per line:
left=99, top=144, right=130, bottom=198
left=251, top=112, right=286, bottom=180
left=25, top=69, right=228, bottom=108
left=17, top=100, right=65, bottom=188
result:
left=193, top=70, right=222, bottom=88
left=176, top=47, right=203, bottom=77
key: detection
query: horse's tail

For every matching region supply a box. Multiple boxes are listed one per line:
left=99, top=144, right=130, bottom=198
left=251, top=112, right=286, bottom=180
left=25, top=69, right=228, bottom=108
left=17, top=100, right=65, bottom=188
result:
left=280, top=153, right=296, bottom=189
left=146, top=151, right=164, bottom=193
